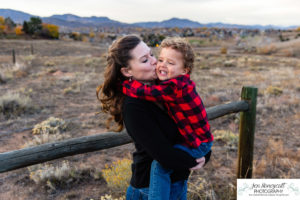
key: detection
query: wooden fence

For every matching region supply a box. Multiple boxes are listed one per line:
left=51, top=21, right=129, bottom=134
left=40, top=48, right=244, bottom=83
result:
left=0, top=86, right=257, bottom=178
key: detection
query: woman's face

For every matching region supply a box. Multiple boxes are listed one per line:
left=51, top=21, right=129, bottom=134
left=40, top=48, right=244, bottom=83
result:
left=124, top=41, right=157, bottom=81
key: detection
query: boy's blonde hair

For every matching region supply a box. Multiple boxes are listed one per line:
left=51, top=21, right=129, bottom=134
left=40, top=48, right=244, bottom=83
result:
left=160, top=37, right=195, bottom=74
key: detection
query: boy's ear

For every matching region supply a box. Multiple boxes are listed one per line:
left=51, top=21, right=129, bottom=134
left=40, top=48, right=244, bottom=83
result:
left=120, top=67, right=132, bottom=78
left=182, top=67, right=190, bottom=75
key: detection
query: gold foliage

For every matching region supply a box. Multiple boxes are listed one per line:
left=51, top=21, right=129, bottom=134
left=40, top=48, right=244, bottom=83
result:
left=42, top=23, right=59, bottom=39
left=15, top=25, right=24, bottom=35
left=101, top=159, right=132, bottom=194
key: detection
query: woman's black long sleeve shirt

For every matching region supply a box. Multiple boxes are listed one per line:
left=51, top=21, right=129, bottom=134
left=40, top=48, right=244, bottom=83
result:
left=123, top=96, right=211, bottom=188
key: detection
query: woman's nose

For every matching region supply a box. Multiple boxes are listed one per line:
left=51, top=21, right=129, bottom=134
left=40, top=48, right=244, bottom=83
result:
left=150, top=56, right=157, bottom=65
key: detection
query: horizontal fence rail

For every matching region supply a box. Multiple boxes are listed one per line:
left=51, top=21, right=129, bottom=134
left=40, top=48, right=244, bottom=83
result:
left=0, top=100, right=249, bottom=174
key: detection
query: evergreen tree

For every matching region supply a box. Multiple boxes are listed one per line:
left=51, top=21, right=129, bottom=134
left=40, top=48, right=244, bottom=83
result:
left=24, top=17, right=42, bottom=35
left=22, top=21, right=29, bottom=33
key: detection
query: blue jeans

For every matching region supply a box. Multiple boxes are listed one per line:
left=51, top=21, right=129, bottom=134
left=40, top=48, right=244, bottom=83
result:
left=126, top=180, right=187, bottom=200
left=148, top=142, right=213, bottom=200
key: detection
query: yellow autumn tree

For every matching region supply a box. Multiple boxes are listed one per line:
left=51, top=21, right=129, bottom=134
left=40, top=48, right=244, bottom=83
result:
left=0, top=16, right=5, bottom=34
left=0, top=16, right=4, bottom=25
left=296, top=27, right=300, bottom=32
left=15, top=25, right=24, bottom=35
left=42, top=23, right=59, bottom=39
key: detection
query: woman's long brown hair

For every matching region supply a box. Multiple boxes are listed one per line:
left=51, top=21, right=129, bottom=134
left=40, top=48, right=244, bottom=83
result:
left=96, top=35, right=141, bottom=131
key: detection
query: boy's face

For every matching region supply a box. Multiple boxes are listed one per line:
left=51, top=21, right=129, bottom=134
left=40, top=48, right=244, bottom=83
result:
left=156, top=47, right=189, bottom=81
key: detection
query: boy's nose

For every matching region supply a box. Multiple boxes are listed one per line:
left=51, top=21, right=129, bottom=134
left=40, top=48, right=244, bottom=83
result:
left=158, top=60, right=166, bottom=67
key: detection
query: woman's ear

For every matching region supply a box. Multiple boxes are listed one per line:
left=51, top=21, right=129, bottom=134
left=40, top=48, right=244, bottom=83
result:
left=120, top=67, right=132, bottom=78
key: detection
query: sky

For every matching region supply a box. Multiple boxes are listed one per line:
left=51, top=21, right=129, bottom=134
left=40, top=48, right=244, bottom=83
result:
left=1, top=0, right=300, bottom=26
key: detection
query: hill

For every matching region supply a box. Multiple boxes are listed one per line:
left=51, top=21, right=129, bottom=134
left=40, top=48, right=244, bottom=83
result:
left=0, top=8, right=34, bottom=23
left=0, top=9, right=298, bottom=30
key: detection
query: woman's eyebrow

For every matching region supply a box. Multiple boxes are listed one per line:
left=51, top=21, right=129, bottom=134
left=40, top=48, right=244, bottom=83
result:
left=139, top=54, right=148, bottom=60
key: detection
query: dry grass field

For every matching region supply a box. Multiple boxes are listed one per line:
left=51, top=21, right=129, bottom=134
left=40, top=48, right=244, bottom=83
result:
left=0, top=36, right=299, bottom=200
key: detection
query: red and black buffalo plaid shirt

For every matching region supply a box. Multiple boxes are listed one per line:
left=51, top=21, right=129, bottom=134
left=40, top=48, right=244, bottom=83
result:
left=122, top=74, right=213, bottom=148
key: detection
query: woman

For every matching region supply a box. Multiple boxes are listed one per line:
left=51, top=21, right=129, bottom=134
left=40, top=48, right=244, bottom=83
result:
left=97, top=35, right=211, bottom=199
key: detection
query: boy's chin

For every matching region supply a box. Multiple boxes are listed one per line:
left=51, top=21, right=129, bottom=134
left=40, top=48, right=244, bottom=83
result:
left=157, top=76, right=169, bottom=81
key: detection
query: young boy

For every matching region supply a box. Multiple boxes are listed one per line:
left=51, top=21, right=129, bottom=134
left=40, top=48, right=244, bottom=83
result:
left=122, top=37, right=213, bottom=199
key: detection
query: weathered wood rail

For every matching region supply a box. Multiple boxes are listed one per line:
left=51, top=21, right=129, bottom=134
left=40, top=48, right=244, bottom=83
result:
left=0, top=86, right=257, bottom=179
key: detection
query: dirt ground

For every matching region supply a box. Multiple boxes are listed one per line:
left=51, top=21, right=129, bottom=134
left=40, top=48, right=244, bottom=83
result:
left=0, top=38, right=299, bottom=200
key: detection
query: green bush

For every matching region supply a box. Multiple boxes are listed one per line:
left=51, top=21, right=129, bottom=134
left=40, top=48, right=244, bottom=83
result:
left=141, top=33, right=165, bottom=47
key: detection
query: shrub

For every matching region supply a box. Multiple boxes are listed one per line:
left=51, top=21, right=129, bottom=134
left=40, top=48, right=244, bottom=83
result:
left=63, top=83, right=81, bottom=94
left=44, top=60, right=55, bottom=66
left=24, top=117, right=70, bottom=147
left=101, top=158, right=132, bottom=194
left=84, top=57, right=103, bottom=68
left=220, top=46, right=227, bottom=54
left=25, top=118, right=84, bottom=190
left=256, top=45, right=277, bottom=55
left=28, top=160, right=83, bottom=190
left=0, top=73, right=7, bottom=84
left=69, top=32, right=82, bottom=41
left=188, top=173, right=218, bottom=199
left=99, top=195, right=125, bottom=200
left=213, top=130, right=238, bottom=150
left=24, top=131, right=70, bottom=147
left=0, top=92, right=35, bottom=118
left=265, top=86, right=283, bottom=96
left=32, top=116, right=68, bottom=135
left=224, top=60, right=236, bottom=67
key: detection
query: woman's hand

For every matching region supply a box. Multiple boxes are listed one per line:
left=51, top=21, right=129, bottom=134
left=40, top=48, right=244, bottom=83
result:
left=190, top=157, right=205, bottom=170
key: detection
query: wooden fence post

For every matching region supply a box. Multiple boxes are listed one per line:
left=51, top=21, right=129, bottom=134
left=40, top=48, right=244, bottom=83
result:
left=30, top=44, right=34, bottom=55
left=237, top=86, right=258, bottom=178
left=12, top=49, right=16, bottom=64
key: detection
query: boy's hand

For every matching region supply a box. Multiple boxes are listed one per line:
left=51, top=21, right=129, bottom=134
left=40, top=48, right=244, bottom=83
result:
left=190, top=157, right=205, bottom=170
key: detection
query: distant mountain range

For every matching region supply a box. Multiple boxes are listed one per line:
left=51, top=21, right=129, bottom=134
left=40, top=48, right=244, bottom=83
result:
left=0, top=8, right=297, bottom=30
